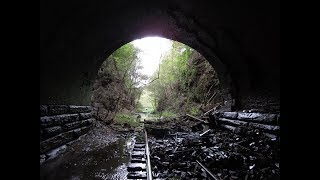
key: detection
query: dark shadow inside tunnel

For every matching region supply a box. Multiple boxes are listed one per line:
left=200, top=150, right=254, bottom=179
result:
left=41, top=0, right=279, bottom=112
left=40, top=1, right=279, bottom=179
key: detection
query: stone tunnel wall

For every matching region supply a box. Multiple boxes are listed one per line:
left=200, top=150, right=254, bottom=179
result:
left=40, top=0, right=280, bottom=111
left=212, top=110, right=280, bottom=139
left=40, top=105, right=94, bottom=163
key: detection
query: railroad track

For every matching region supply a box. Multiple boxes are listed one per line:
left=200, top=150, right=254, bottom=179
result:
left=127, top=129, right=154, bottom=179
left=127, top=129, right=219, bottom=180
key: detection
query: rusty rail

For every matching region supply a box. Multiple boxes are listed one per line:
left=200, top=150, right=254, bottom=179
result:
left=144, top=130, right=153, bottom=180
left=196, top=160, right=219, bottom=180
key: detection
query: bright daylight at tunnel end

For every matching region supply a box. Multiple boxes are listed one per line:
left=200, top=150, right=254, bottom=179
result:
left=40, top=1, right=280, bottom=179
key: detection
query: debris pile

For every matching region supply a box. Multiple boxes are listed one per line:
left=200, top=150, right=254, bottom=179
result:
left=144, top=115, right=208, bottom=137
left=148, top=126, right=280, bottom=179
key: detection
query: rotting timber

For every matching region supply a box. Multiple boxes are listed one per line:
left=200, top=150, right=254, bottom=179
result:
left=144, top=110, right=280, bottom=179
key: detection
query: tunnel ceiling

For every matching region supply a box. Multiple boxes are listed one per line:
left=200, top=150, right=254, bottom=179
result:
left=40, top=0, right=280, bottom=111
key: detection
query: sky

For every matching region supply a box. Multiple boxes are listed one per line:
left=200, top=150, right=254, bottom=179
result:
left=132, top=36, right=172, bottom=77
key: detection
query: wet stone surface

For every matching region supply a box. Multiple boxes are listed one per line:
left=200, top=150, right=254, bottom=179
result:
left=40, top=122, right=135, bottom=180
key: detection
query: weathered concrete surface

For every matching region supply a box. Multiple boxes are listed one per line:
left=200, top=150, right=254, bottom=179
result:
left=63, top=118, right=94, bottom=131
left=220, top=112, right=238, bottom=119
left=40, top=105, right=94, bottom=157
left=40, top=105, right=91, bottom=116
left=40, top=130, right=75, bottom=154
left=214, top=111, right=280, bottom=136
left=40, top=125, right=92, bottom=154
left=42, top=126, right=63, bottom=139
left=218, top=118, right=279, bottom=133
left=41, top=119, right=94, bottom=140
left=79, top=112, right=92, bottom=120
left=219, top=118, right=248, bottom=126
left=40, top=0, right=280, bottom=111
left=249, top=122, right=280, bottom=132
left=219, top=111, right=279, bottom=124
left=40, top=114, right=79, bottom=128
left=48, top=105, right=69, bottom=116
left=237, top=112, right=277, bottom=123
left=69, top=105, right=91, bottom=113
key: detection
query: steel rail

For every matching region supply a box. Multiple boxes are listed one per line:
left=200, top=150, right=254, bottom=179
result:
left=144, top=130, right=153, bottom=180
left=196, top=160, right=219, bottom=180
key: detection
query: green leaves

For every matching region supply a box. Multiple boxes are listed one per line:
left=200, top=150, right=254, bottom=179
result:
left=146, top=41, right=195, bottom=113
left=97, top=42, right=144, bottom=112
left=144, top=41, right=220, bottom=116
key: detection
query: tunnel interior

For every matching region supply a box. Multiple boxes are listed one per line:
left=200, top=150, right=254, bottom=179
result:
left=40, top=0, right=280, bottom=112
left=40, top=0, right=280, bottom=179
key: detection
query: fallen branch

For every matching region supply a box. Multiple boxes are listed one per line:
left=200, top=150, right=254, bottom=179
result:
left=206, top=91, right=217, bottom=105
left=200, top=129, right=211, bottom=137
left=186, top=114, right=209, bottom=124
left=204, top=84, right=214, bottom=100
left=203, top=107, right=215, bottom=116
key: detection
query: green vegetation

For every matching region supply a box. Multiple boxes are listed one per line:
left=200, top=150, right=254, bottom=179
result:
left=161, top=110, right=177, bottom=118
left=142, top=41, right=221, bottom=117
left=189, top=106, right=200, bottom=116
left=93, top=39, right=222, bottom=125
left=145, top=41, right=198, bottom=116
left=136, top=90, right=155, bottom=113
left=92, top=43, right=146, bottom=123
left=113, top=113, right=141, bottom=128
left=110, top=43, right=147, bottom=91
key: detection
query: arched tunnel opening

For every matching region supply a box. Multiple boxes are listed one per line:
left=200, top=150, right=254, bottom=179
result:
left=40, top=1, right=280, bottom=179
left=91, top=37, right=224, bottom=126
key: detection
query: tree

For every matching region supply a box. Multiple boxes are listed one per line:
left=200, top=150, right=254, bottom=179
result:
left=146, top=41, right=194, bottom=114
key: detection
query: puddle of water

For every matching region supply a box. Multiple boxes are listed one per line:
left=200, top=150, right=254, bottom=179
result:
left=40, top=136, right=135, bottom=180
